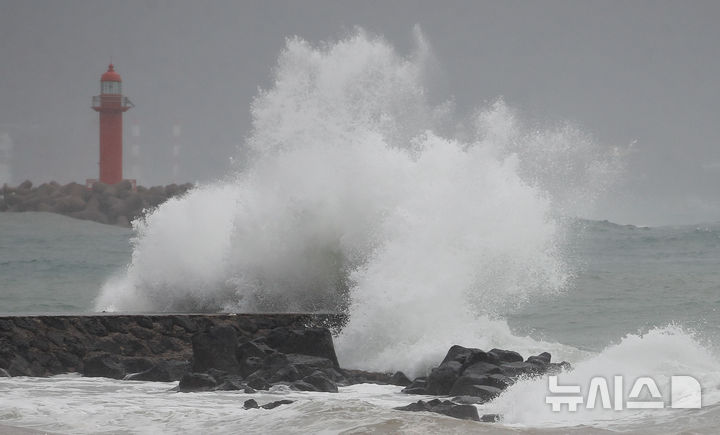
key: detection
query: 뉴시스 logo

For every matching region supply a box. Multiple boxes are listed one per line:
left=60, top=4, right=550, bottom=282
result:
left=546, top=375, right=702, bottom=411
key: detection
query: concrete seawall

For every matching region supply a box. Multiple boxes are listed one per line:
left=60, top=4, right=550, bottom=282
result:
left=0, top=314, right=346, bottom=377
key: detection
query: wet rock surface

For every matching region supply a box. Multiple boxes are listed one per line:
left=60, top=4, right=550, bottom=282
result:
left=0, top=180, right=193, bottom=227
left=396, top=344, right=572, bottom=422
left=395, top=399, right=480, bottom=421
left=402, top=345, right=571, bottom=401
left=0, top=314, right=344, bottom=378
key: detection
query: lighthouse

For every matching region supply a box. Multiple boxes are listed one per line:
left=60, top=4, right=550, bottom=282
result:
left=92, top=64, right=134, bottom=185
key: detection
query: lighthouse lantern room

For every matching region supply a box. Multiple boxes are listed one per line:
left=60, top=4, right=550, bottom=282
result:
left=91, top=63, right=134, bottom=185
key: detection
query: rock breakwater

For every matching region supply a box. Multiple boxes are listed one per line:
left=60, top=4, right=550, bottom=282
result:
left=0, top=180, right=193, bottom=227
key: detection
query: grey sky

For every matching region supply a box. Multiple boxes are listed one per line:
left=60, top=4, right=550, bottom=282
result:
left=0, top=0, right=718, bottom=225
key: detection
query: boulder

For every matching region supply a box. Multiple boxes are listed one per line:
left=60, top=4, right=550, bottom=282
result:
left=302, top=371, right=338, bottom=393
left=395, top=399, right=479, bottom=422
left=178, top=372, right=217, bottom=392
left=441, top=345, right=500, bottom=367
left=191, top=325, right=241, bottom=374
left=389, top=371, right=412, bottom=387
left=244, top=372, right=271, bottom=390
left=526, top=352, right=552, bottom=365
left=481, top=414, right=501, bottom=423
left=489, top=348, right=524, bottom=364
left=83, top=354, right=125, bottom=379
left=239, top=356, right=265, bottom=378
left=401, top=377, right=427, bottom=395
left=448, top=383, right=502, bottom=402
left=265, top=327, right=339, bottom=367
left=243, top=399, right=259, bottom=409
left=425, top=361, right=462, bottom=395
left=462, top=361, right=503, bottom=377
left=261, top=400, right=294, bottom=410
left=449, top=374, right=512, bottom=397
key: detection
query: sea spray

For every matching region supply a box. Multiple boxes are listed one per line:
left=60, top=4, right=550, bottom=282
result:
left=96, top=30, right=620, bottom=375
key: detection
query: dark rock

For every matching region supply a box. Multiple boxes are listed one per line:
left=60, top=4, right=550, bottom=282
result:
left=0, top=319, right=13, bottom=332
left=94, top=337, right=122, bottom=354
left=41, top=316, right=69, bottom=331
left=489, top=348, right=524, bottom=364
left=128, top=326, right=156, bottom=340
left=340, top=369, right=394, bottom=385
left=462, top=361, right=502, bottom=377
left=82, top=318, right=109, bottom=337
left=118, top=357, right=155, bottom=374
left=215, top=379, right=246, bottom=391
left=480, top=414, right=501, bottom=423
left=13, top=317, right=39, bottom=331
left=7, top=355, right=38, bottom=376
left=292, top=380, right=318, bottom=391
left=451, top=395, right=487, bottom=405
left=441, top=345, right=500, bottom=367
left=269, top=363, right=301, bottom=383
left=261, top=400, right=294, bottom=410
left=173, top=317, right=198, bottom=333
left=56, top=351, right=83, bottom=371
left=243, top=399, right=259, bottom=409
left=245, top=372, right=271, bottom=390
left=395, top=399, right=479, bottom=422
left=448, top=383, right=502, bottom=402
left=285, top=354, right=335, bottom=377
left=237, top=340, right=270, bottom=360
left=389, top=371, right=412, bottom=387
left=46, top=331, right=66, bottom=347
left=302, top=371, right=338, bottom=393
left=401, top=377, right=427, bottom=395
left=83, top=354, right=125, bottom=379
left=191, top=325, right=241, bottom=374
left=526, top=352, right=552, bottom=365
left=426, top=361, right=462, bottom=395
left=136, top=316, right=154, bottom=329
left=450, top=374, right=513, bottom=394
left=440, top=345, right=476, bottom=364
left=265, top=328, right=339, bottom=367
left=240, top=356, right=264, bottom=378
left=178, top=373, right=217, bottom=392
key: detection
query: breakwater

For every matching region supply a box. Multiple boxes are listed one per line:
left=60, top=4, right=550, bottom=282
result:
left=0, top=313, right=569, bottom=422
left=0, top=180, right=193, bottom=227
left=0, top=313, right=344, bottom=378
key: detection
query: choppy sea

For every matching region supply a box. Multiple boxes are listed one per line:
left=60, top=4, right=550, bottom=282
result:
left=3, top=30, right=720, bottom=434
left=2, top=212, right=720, bottom=434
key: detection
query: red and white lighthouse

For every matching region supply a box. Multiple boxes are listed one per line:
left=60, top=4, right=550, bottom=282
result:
left=92, top=64, right=134, bottom=185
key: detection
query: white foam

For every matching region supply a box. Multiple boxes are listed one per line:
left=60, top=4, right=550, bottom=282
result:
left=493, top=325, right=720, bottom=429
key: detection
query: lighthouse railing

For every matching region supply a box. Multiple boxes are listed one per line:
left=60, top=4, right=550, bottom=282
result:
left=92, top=95, right=134, bottom=110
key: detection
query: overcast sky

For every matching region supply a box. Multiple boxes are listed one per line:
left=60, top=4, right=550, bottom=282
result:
left=1, top=0, right=719, bottom=225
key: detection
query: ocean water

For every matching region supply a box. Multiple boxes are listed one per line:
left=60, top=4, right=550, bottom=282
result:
left=3, top=30, right=720, bottom=433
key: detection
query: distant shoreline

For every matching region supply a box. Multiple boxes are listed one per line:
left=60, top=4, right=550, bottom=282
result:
left=0, top=180, right=193, bottom=227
